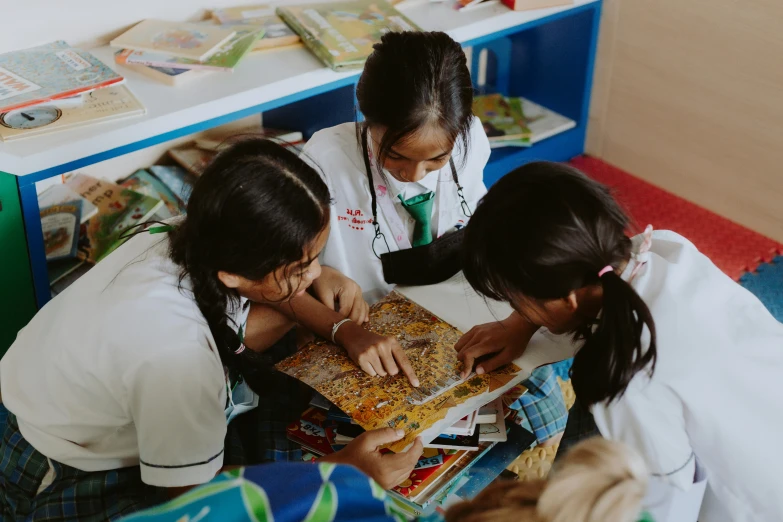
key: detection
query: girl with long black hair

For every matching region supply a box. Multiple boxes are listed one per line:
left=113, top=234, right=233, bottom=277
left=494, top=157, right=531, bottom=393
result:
left=0, top=140, right=423, bottom=521
left=457, top=161, right=783, bottom=521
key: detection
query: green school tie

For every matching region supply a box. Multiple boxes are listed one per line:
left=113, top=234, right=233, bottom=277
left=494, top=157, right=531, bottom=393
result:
left=398, top=192, right=435, bottom=247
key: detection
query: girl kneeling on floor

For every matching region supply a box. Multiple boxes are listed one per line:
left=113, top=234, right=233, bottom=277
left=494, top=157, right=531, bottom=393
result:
left=457, top=161, right=783, bottom=522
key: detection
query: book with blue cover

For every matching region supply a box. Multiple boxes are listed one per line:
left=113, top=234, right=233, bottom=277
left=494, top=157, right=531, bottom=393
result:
left=0, top=41, right=124, bottom=113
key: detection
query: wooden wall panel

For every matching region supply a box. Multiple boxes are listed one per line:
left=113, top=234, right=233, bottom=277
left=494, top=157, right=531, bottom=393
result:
left=586, top=0, right=783, bottom=242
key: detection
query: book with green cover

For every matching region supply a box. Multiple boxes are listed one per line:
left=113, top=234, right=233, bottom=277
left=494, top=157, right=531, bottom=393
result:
left=276, top=0, right=421, bottom=71
left=115, top=24, right=264, bottom=71
left=65, top=174, right=163, bottom=263
left=472, top=93, right=531, bottom=147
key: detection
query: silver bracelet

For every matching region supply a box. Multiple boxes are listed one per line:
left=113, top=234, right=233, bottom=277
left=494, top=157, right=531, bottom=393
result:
left=331, top=318, right=352, bottom=344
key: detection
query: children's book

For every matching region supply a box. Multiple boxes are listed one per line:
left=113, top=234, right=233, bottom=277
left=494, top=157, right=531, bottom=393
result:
left=38, top=183, right=98, bottom=224
left=119, top=61, right=211, bottom=86
left=426, top=427, right=480, bottom=451
left=0, top=41, right=124, bottom=113
left=411, top=442, right=494, bottom=506
left=478, top=414, right=507, bottom=443
left=276, top=1, right=421, bottom=71
left=286, top=407, right=344, bottom=456
left=168, top=145, right=215, bottom=176
left=40, top=201, right=82, bottom=262
left=114, top=24, right=262, bottom=72
left=110, top=20, right=237, bottom=62
left=65, top=174, right=163, bottom=263
left=0, top=85, right=145, bottom=142
left=212, top=6, right=302, bottom=51
left=120, top=169, right=187, bottom=219
left=276, top=291, right=523, bottom=453
left=475, top=397, right=502, bottom=424
left=147, top=165, right=195, bottom=205
left=472, top=93, right=531, bottom=147
left=195, top=127, right=304, bottom=151
left=443, top=410, right=477, bottom=436
left=393, top=448, right=464, bottom=499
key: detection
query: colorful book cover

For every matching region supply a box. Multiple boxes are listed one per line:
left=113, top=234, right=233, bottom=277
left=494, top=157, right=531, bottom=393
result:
left=0, top=41, right=124, bottom=113
left=115, top=24, right=262, bottom=71
left=110, top=20, right=237, bottom=62
left=472, top=93, right=531, bottom=145
left=120, top=169, right=187, bottom=219
left=393, top=448, right=462, bottom=498
left=0, top=85, right=145, bottom=142
left=38, top=183, right=98, bottom=224
left=413, top=442, right=495, bottom=507
left=286, top=407, right=343, bottom=456
left=40, top=200, right=82, bottom=262
left=212, top=7, right=302, bottom=50
left=65, top=174, right=163, bottom=263
left=276, top=1, right=421, bottom=71
left=148, top=165, right=195, bottom=205
left=276, top=291, right=522, bottom=453
left=167, top=146, right=215, bottom=176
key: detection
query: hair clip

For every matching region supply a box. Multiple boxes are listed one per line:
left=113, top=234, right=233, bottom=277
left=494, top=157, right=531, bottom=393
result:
left=598, top=266, right=614, bottom=277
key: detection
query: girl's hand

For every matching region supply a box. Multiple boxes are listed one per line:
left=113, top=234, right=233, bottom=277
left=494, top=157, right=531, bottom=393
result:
left=336, top=322, right=420, bottom=387
left=311, top=266, right=370, bottom=325
left=321, top=428, right=424, bottom=489
left=455, top=312, right=539, bottom=379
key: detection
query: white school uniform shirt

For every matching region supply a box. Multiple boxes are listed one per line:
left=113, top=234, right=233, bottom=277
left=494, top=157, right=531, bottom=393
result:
left=589, top=229, right=783, bottom=522
left=0, top=231, right=245, bottom=488
left=302, top=117, right=490, bottom=304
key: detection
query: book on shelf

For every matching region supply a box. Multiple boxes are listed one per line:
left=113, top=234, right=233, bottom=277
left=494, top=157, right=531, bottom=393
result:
left=212, top=6, right=302, bottom=51
left=147, top=165, right=195, bottom=206
left=276, top=0, right=421, bottom=71
left=195, top=128, right=304, bottom=151
left=119, top=169, right=188, bottom=219
left=38, top=184, right=98, bottom=224
left=40, top=201, right=83, bottom=262
left=110, top=20, right=237, bottom=62
left=114, top=24, right=263, bottom=72
left=473, top=94, right=576, bottom=148
left=276, top=291, right=526, bottom=453
left=0, top=41, right=124, bottom=113
left=168, top=145, right=216, bottom=176
left=0, top=85, right=145, bottom=142
left=118, top=61, right=212, bottom=86
left=65, top=174, right=163, bottom=264
left=501, top=0, right=574, bottom=10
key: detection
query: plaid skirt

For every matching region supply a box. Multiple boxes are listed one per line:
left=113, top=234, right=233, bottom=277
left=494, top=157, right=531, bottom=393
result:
left=0, top=413, right=164, bottom=522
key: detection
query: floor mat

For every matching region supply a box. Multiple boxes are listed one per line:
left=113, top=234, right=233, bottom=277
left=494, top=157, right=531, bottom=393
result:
left=570, top=156, right=782, bottom=281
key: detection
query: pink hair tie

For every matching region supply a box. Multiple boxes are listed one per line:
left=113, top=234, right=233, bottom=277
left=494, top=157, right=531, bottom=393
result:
left=598, top=266, right=614, bottom=277
left=234, top=344, right=246, bottom=355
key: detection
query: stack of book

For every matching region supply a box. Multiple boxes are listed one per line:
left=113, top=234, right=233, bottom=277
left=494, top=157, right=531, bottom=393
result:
left=112, top=19, right=264, bottom=86
left=276, top=0, right=421, bottom=71
left=40, top=165, right=195, bottom=296
left=0, top=41, right=145, bottom=142
left=275, top=291, right=538, bottom=519
left=290, top=393, right=531, bottom=518
left=472, top=93, right=576, bottom=148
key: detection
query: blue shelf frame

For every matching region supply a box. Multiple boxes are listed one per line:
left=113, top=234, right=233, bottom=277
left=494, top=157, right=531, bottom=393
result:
left=3, top=1, right=602, bottom=343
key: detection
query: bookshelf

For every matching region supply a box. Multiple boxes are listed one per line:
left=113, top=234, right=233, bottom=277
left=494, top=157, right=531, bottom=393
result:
left=0, top=0, right=602, bottom=355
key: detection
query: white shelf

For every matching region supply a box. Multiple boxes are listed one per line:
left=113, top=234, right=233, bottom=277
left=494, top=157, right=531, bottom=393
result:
left=0, top=0, right=597, bottom=178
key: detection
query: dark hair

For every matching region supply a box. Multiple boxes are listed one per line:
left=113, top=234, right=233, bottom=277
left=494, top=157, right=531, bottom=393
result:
left=168, top=139, right=330, bottom=373
left=356, top=31, right=473, bottom=164
left=462, top=162, right=657, bottom=406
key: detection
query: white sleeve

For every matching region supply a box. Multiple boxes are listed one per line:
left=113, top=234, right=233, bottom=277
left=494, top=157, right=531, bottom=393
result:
left=463, top=115, right=490, bottom=209
left=129, top=346, right=227, bottom=488
left=591, top=380, right=696, bottom=490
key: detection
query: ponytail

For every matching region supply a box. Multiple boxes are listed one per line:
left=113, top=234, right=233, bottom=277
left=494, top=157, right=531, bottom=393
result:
left=572, top=270, right=658, bottom=406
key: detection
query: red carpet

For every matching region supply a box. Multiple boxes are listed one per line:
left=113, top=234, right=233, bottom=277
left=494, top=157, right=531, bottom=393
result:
left=570, top=156, right=783, bottom=281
